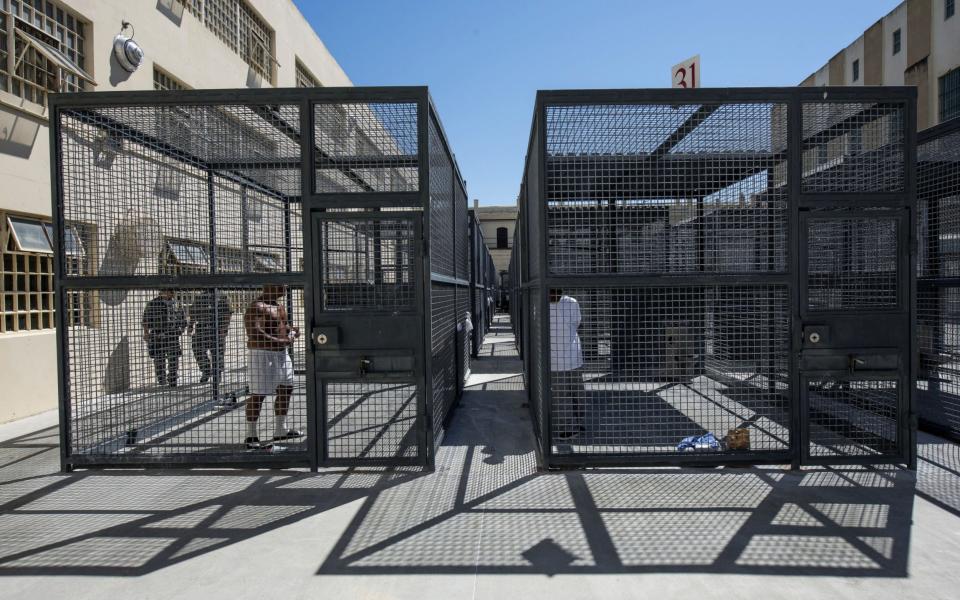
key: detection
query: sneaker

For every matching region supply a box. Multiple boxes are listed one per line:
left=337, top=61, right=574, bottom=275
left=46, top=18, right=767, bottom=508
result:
left=272, top=429, right=305, bottom=441
left=199, top=374, right=210, bottom=384
left=245, top=436, right=272, bottom=450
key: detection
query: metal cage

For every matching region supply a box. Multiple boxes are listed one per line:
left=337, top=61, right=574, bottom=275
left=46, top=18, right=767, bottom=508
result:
left=514, top=87, right=918, bottom=469
left=918, top=117, right=960, bottom=443
left=49, top=87, right=471, bottom=471
left=468, top=210, right=497, bottom=357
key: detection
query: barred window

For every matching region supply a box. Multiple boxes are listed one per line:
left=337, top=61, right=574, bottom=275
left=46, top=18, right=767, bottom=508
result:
left=1, top=213, right=95, bottom=332
left=295, top=58, right=319, bottom=88
left=153, top=66, right=190, bottom=91
left=852, top=59, right=860, bottom=82
left=892, top=29, right=901, bottom=55
left=182, top=0, right=275, bottom=82
left=0, top=0, right=94, bottom=106
left=940, top=68, right=960, bottom=124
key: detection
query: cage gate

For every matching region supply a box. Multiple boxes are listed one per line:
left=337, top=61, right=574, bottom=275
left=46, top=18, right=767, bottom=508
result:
left=309, top=211, right=425, bottom=465
left=515, top=88, right=918, bottom=469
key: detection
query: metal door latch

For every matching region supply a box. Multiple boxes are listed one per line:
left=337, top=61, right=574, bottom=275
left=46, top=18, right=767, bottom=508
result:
left=359, top=357, right=372, bottom=376
left=848, top=354, right=865, bottom=374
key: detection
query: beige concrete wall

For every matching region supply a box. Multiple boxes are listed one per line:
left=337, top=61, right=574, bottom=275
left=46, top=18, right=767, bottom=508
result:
left=828, top=52, right=846, bottom=85
left=0, top=331, right=58, bottom=420
left=0, top=0, right=350, bottom=423
left=864, top=20, right=884, bottom=85
left=475, top=206, right=517, bottom=275
left=844, top=37, right=865, bottom=85
left=882, top=4, right=908, bottom=86
left=813, top=64, right=830, bottom=87
left=930, top=0, right=960, bottom=125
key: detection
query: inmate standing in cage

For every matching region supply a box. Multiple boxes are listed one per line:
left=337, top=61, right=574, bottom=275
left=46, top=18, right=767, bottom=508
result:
left=189, top=289, right=232, bottom=385
left=549, top=289, right=585, bottom=440
left=142, top=289, right=188, bottom=388
left=243, top=285, right=303, bottom=450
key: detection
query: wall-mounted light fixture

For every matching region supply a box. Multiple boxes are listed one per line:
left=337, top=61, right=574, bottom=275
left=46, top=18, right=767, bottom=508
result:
left=113, top=21, right=144, bottom=73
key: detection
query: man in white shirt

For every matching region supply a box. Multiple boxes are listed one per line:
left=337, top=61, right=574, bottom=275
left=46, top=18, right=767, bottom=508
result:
left=549, top=289, right=585, bottom=440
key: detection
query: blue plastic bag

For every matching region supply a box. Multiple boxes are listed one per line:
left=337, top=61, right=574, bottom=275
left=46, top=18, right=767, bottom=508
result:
left=676, top=432, right=720, bottom=452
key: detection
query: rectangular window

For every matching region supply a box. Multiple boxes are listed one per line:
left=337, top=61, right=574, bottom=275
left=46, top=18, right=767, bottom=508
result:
left=184, top=0, right=275, bottom=83
left=153, top=66, right=190, bottom=91
left=295, top=58, right=320, bottom=88
left=0, top=216, right=54, bottom=333
left=0, top=0, right=94, bottom=106
left=940, top=68, right=960, bottom=123
left=852, top=59, right=860, bottom=82
left=893, top=29, right=901, bottom=55
left=948, top=0, right=955, bottom=20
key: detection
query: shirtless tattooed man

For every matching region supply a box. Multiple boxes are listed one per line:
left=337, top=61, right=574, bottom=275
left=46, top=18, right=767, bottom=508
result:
left=243, top=284, right=303, bottom=449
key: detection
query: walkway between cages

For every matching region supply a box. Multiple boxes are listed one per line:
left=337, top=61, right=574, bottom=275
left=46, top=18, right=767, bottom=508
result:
left=1, top=315, right=960, bottom=598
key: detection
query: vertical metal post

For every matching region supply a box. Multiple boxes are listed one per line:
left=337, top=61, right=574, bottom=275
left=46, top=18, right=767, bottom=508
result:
left=418, top=92, right=434, bottom=468
left=206, top=169, right=220, bottom=401
left=788, top=93, right=803, bottom=469
left=537, top=99, right=553, bottom=466
left=299, top=94, right=320, bottom=472
left=49, top=101, right=72, bottom=472
left=905, top=94, right=919, bottom=470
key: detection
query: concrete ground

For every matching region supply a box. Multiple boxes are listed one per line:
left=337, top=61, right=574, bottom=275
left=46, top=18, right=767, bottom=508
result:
left=1, top=316, right=960, bottom=599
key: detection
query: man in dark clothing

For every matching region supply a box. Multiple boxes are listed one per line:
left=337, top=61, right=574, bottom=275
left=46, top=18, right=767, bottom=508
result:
left=189, top=288, right=233, bottom=384
left=142, top=288, right=188, bottom=387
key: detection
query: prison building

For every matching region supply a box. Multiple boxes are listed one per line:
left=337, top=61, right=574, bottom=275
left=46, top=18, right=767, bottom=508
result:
left=50, top=87, right=472, bottom=470
left=514, top=88, right=917, bottom=469
left=918, top=116, right=960, bottom=442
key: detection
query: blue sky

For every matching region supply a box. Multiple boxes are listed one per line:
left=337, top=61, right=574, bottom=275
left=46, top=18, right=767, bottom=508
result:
left=296, top=0, right=902, bottom=206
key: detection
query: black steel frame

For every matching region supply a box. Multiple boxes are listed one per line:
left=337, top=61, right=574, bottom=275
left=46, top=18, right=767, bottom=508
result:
left=514, top=87, right=918, bottom=469
left=49, top=87, right=470, bottom=471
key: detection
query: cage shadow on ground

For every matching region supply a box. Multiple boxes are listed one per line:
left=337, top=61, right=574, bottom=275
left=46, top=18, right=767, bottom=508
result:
left=0, top=426, right=427, bottom=576
left=316, top=388, right=922, bottom=577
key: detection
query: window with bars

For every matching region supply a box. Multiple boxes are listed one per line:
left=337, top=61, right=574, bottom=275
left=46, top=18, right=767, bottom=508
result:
left=295, top=58, right=319, bottom=88
left=153, top=65, right=190, bottom=91
left=940, top=68, right=960, bottom=124
left=852, top=59, right=860, bottom=82
left=893, top=29, right=901, bottom=55
left=182, top=0, right=275, bottom=82
left=0, top=0, right=93, bottom=106
left=2, top=213, right=95, bottom=332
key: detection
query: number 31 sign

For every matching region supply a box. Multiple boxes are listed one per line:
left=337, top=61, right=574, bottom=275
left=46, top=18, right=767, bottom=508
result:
left=672, top=54, right=700, bottom=89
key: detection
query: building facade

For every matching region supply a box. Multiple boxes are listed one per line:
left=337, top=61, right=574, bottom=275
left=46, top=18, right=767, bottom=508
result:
left=473, top=204, right=517, bottom=281
left=0, top=0, right=350, bottom=423
left=800, top=0, right=960, bottom=131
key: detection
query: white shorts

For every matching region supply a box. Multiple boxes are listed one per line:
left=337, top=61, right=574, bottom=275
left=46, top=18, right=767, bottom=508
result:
left=248, top=349, right=294, bottom=395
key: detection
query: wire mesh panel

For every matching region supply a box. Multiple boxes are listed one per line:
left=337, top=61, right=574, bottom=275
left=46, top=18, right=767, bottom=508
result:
left=545, top=103, right=788, bottom=276
left=917, top=121, right=960, bottom=442
left=549, top=285, right=790, bottom=457
left=430, top=283, right=456, bottom=444
left=318, top=217, right=416, bottom=311
left=806, top=378, right=900, bottom=458
left=800, top=102, right=905, bottom=193
left=65, top=285, right=308, bottom=461
left=325, top=380, right=419, bottom=460
left=313, top=102, right=418, bottom=194
left=806, top=217, right=900, bottom=311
